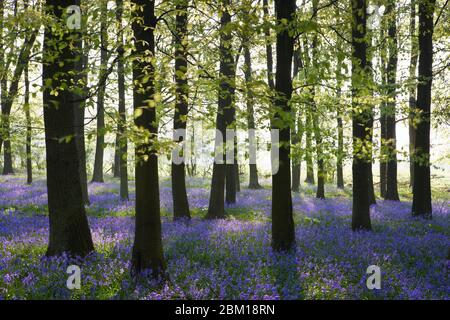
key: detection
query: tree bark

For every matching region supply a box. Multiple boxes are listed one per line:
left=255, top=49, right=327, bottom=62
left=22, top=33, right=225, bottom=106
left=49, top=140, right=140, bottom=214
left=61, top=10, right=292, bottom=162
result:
left=262, top=0, right=275, bottom=92
left=291, top=48, right=302, bottom=192
left=24, top=63, right=32, bottom=184
left=351, top=0, right=371, bottom=231
left=310, top=1, right=325, bottom=199
left=271, top=0, right=296, bottom=251
left=336, top=114, right=344, bottom=189
left=77, top=28, right=90, bottom=205
left=113, top=140, right=120, bottom=177
left=171, top=0, right=190, bottom=219
left=43, top=0, right=94, bottom=257
left=384, top=0, right=400, bottom=201
left=412, top=0, right=435, bottom=219
left=408, top=0, right=418, bottom=188
left=379, top=26, right=388, bottom=198
left=304, top=112, right=315, bottom=184
left=243, top=40, right=261, bottom=189
left=116, top=0, right=128, bottom=201
left=130, top=0, right=165, bottom=277
left=92, top=0, right=108, bottom=183
left=207, top=1, right=233, bottom=218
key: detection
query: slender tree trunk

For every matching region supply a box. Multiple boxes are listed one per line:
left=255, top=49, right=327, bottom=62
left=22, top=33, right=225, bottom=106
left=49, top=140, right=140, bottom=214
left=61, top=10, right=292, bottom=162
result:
left=225, top=79, right=237, bottom=204
left=368, top=163, right=376, bottom=204
left=207, top=1, right=233, bottom=218
left=171, top=0, right=190, bottom=219
left=384, top=0, right=399, bottom=201
left=272, top=0, right=296, bottom=251
left=262, top=0, right=275, bottom=92
left=1, top=0, right=12, bottom=175
left=379, top=106, right=387, bottom=197
left=310, top=2, right=325, bottom=199
left=77, top=30, right=90, bottom=205
left=131, top=0, right=165, bottom=277
left=379, top=26, right=387, bottom=198
left=408, top=0, right=418, bottom=188
left=336, top=113, right=344, bottom=189
left=235, top=160, right=240, bottom=192
left=243, top=42, right=261, bottom=190
left=304, top=112, right=315, bottom=184
left=291, top=48, right=301, bottom=192
left=2, top=120, right=13, bottom=174
left=113, top=139, right=120, bottom=177
left=116, top=0, right=128, bottom=201
left=24, top=63, right=32, bottom=184
left=412, top=0, right=435, bottom=219
left=351, top=0, right=371, bottom=231
left=313, top=113, right=325, bottom=199
left=92, top=1, right=108, bottom=183
left=291, top=116, right=301, bottom=192
left=335, top=9, right=344, bottom=190
left=43, top=0, right=94, bottom=257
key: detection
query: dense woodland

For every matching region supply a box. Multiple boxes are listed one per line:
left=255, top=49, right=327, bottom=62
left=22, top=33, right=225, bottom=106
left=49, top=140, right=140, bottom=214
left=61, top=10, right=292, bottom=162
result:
left=0, top=0, right=449, bottom=300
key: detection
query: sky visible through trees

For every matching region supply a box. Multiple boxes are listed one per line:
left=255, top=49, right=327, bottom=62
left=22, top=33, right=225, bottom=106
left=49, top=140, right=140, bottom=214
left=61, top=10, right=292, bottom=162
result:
left=0, top=0, right=449, bottom=303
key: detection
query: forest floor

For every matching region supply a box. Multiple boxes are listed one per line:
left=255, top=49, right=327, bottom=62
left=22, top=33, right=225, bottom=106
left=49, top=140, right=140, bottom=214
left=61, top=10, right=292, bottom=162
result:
left=0, top=175, right=448, bottom=299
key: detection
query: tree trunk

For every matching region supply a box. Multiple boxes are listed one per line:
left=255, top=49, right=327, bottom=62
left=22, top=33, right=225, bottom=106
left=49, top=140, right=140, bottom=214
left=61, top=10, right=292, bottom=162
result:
left=171, top=0, right=190, bottom=219
left=310, top=2, right=325, bottom=199
left=43, top=0, right=94, bottom=257
left=384, top=0, right=400, bottom=201
left=235, top=161, right=240, bottom=192
left=24, top=63, right=32, bottom=184
left=77, top=33, right=90, bottom=205
left=313, top=113, right=325, bottom=199
left=262, top=0, right=275, bottom=92
left=92, top=1, right=108, bottom=183
left=408, top=0, right=418, bottom=188
left=243, top=42, right=261, bottom=189
left=225, top=77, right=237, bottom=204
left=207, top=1, right=233, bottom=218
left=116, top=0, right=128, bottom=201
left=412, top=0, right=435, bottom=219
left=291, top=48, right=302, bottom=192
left=336, top=114, right=344, bottom=188
left=304, top=112, right=315, bottom=184
left=131, top=0, right=165, bottom=277
left=271, top=0, right=296, bottom=251
left=291, top=116, right=301, bottom=192
left=0, top=0, right=13, bottom=175
left=351, top=0, right=371, bottom=231
left=368, top=163, right=376, bottom=205
left=379, top=26, right=388, bottom=199
left=113, top=140, right=120, bottom=177
left=2, top=121, right=13, bottom=175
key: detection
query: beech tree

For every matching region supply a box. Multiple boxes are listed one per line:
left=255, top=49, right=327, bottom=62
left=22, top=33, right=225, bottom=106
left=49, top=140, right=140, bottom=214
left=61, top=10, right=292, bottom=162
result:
left=130, top=0, right=165, bottom=277
left=412, top=0, right=436, bottom=219
left=92, top=0, right=109, bottom=183
left=207, top=0, right=234, bottom=219
left=351, top=0, right=371, bottom=231
left=116, top=0, right=128, bottom=201
left=43, top=0, right=94, bottom=257
left=271, top=0, right=296, bottom=251
left=384, top=0, right=400, bottom=201
left=172, top=0, right=190, bottom=219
